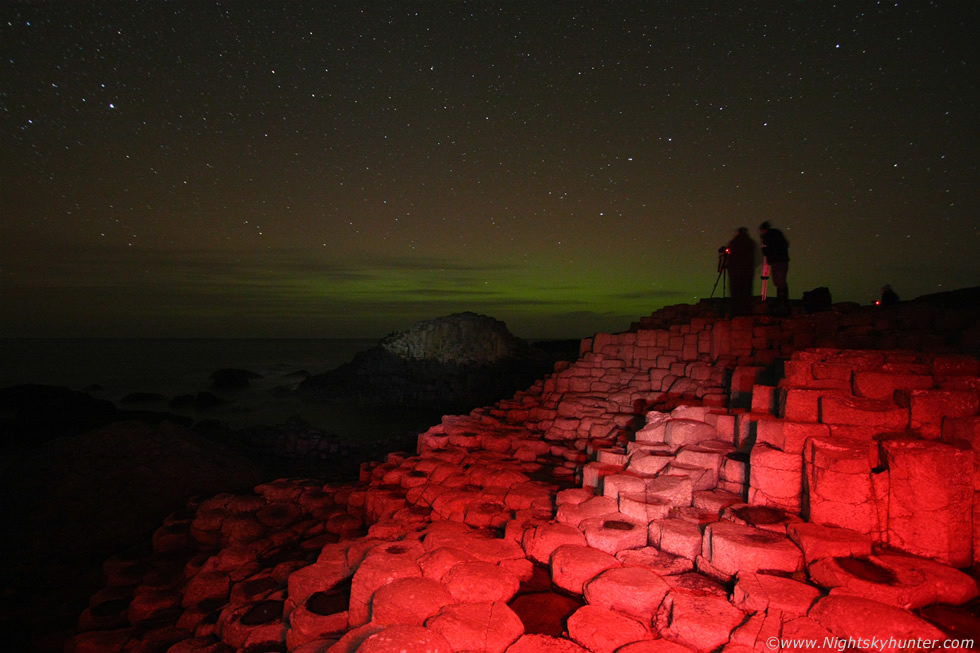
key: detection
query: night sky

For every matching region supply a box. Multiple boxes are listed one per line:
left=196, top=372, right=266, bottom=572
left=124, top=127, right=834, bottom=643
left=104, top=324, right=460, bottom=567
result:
left=3, top=1, right=978, bottom=339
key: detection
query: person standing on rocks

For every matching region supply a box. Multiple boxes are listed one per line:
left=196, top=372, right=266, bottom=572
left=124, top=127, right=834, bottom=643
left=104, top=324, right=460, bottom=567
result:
left=759, top=221, right=790, bottom=311
left=725, top=227, right=757, bottom=316
left=879, top=284, right=900, bottom=305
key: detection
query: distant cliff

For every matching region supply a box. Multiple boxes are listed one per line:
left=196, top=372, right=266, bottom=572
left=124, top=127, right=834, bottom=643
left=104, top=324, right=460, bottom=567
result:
left=379, top=311, right=527, bottom=363
left=298, top=312, right=577, bottom=410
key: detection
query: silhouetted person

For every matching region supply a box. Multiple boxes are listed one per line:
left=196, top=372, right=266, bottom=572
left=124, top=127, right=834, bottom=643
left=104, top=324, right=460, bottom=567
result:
left=759, top=221, right=790, bottom=311
left=726, top=227, right=756, bottom=316
left=879, top=284, right=899, bottom=306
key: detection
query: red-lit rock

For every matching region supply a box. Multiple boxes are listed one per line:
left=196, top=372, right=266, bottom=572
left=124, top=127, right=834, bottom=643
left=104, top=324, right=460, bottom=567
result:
left=566, top=604, right=652, bottom=652
left=463, top=499, right=512, bottom=528
left=728, top=610, right=784, bottom=651
left=421, top=523, right=526, bottom=565
left=804, top=437, right=876, bottom=535
left=941, top=415, right=980, bottom=489
left=456, top=534, right=527, bottom=566
left=701, top=520, right=803, bottom=579
left=732, top=571, right=821, bottom=617
left=228, top=570, right=282, bottom=607
left=909, top=389, right=979, bottom=439
left=369, top=576, right=454, bottom=626
left=650, top=518, right=702, bottom=560
left=324, top=511, right=363, bottom=538
left=676, top=441, right=731, bottom=483
left=786, top=522, right=872, bottom=564
left=425, top=601, right=524, bottom=653
left=635, top=412, right=670, bottom=443
left=692, top=490, right=741, bottom=517
left=932, top=354, right=980, bottom=377
left=579, top=515, right=648, bottom=555
left=601, top=473, right=647, bottom=501
left=127, top=586, right=181, bottom=626
left=443, top=560, right=521, bottom=603
left=662, top=461, right=716, bottom=492
left=778, top=617, right=839, bottom=651
left=616, top=640, right=698, bottom=652
left=324, top=622, right=385, bottom=653
left=619, top=492, right=673, bottom=523
left=819, top=394, right=910, bottom=430
left=505, top=481, right=557, bottom=510
left=429, top=487, right=483, bottom=521
left=808, top=595, right=947, bottom=653
left=875, top=553, right=978, bottom=606
left=656, top=589, right=746, bottom=651
left=216, top=598, right=284, bottom=649
left=285, top=591, right=348, bottom=649
left=556, top=495, right=619, bottom=528
left=353, top=624, right=453, bottom=652
left=582, top=462, right=626, bottom=492
left=583, top=566, right=670, bottom=622
left=664, top=419, right=717, bottom=447
left=780, top=388, right=830, bottom=422
left=557, top=488, right=596, bottom=506
left=755, top=417, right=830, bottom=454
left=181, top=570, right=231, bottom=610
left=417, top=546, right=478, bottom=581
left=291, top=640, right=334, bottom=653
left=506, top=634, right=591, bottom=652
left=645, top=475, right=694, bottom=508
left=722, top=503, right=802, bottom=534
left=748, top=443, right=803, bottom=512
left=881, top=438, right=973, bottom=566
left=851, top=371, right=934, bottom=401
left=805, top=553, right=924, bottom=609
left=522, top=523, right=587, bottom=565
left=627, top=451, right=675, bottom=476
left=616, top=547, right=694, bottom=575
left=347, top=549, right=422, bottom=627
left=718, top=453, right=749, bottom=494
left=286, top=560, right=350, bottom=608
left=205, top=547, right=263, bottom=585
left=550, top=544, right=622, bottom=595
left=218, top=512, right=266, bottom=546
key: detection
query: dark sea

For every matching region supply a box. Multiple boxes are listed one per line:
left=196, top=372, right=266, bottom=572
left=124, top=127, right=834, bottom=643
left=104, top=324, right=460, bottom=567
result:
left=0, top=337, right=439, bottom=442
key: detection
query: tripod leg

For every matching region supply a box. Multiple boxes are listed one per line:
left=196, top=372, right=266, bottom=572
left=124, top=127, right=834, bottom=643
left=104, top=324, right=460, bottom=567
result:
left=710, top=269, right=724, bottom=297
left=760, top=258, right=770, bottom=301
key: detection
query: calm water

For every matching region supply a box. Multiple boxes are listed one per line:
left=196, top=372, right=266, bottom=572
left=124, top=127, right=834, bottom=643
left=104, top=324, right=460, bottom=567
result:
left=0, top=338, right=440, bottom=440
left=0, top=338, right=373, bottom=394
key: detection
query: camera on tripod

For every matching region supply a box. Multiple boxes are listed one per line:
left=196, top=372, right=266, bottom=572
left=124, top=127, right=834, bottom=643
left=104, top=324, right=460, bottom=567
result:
left=716, top=246, right=730, bottom=272
left=711, top=245, right=731, bottom=299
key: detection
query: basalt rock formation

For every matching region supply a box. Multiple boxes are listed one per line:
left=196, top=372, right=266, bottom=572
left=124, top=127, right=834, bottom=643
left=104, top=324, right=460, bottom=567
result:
left=299, top=312, right=576, bottom=411
left=61, top=290, right=980, bottom=653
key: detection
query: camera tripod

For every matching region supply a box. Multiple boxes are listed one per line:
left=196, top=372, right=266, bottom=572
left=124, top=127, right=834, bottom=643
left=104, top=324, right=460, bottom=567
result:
left=710, top=248, right=729, bottom=298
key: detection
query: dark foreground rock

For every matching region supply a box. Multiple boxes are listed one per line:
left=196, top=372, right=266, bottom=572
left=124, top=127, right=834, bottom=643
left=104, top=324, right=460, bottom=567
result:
left=0, top=420, right=266, bottom=652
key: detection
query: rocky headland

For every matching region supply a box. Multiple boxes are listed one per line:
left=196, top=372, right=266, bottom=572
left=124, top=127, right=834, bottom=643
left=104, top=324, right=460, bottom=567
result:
left=9, top=290, right=980, bottom=652
left=297, top=312, right=577, bottom=412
